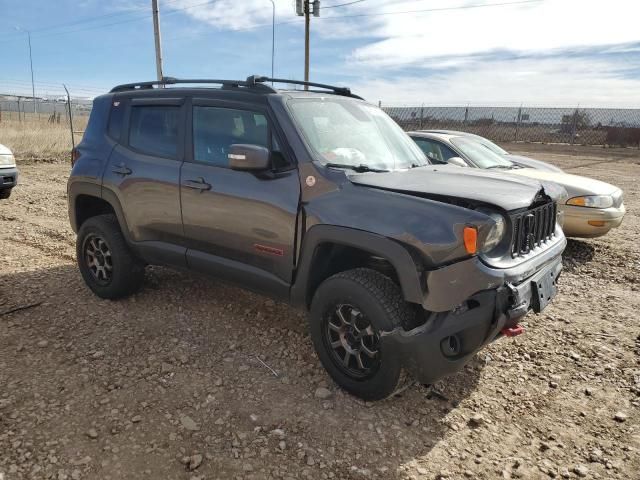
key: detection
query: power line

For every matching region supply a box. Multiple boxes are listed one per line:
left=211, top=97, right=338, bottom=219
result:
left=318, top=0, right=543, bottom=19
left=0, top=0, right=189, bottom=41
left=321, top=0, right=367, bottom=9
left=0, top=0, right=222, bottom=43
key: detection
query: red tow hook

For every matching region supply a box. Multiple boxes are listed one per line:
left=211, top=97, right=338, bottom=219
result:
left=501, top=325, right=525, bottom=337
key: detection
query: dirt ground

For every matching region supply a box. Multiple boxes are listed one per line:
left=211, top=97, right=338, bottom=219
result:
left=0, top=145, right=638, bottom=480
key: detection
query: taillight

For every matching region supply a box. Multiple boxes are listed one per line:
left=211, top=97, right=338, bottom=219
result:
left=71, top=147, right=80, bottom=166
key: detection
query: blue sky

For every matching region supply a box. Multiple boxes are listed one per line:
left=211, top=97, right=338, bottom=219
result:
left=1, top=0, right=639, bottom=106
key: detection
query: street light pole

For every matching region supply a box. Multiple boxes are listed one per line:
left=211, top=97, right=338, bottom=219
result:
left=27, top=31, right=36, bottom=113
left=16, top=26, right=36, bottom=113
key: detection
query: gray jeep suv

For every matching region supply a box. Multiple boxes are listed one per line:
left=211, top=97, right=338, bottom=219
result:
left=68, top=76, right=566, bottom=400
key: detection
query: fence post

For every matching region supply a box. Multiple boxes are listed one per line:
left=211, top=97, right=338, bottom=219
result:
left=515, top=106, right=522, bottom=142
left=419, top=104, right=424, bottom=129
left=463, top=105, right=469, bottom=126
left=64, top=84, right=76, bottom=152
left=570, top=107, right=579, bottom=145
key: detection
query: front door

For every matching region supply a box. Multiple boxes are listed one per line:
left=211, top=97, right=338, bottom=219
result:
left=180, top=100, right=300, bottom=297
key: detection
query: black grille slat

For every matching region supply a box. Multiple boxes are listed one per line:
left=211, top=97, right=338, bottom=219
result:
left=536, top=207, right=544, bottom=245
left=510, top=201, right=557, bottom=258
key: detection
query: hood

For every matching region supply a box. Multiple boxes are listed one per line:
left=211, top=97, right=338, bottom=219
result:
left=507, top=154, right=563, bottom=173
left=349, top=164, right=549, bottom=211
left=508, top=168, right=620, bottom=197
left=0, top=144, right=13, bottom=156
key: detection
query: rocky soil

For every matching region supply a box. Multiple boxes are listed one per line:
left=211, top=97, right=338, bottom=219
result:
left=0, top=146, right=638, bottom=479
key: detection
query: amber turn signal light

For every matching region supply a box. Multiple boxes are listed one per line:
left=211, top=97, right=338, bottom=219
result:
left=463, top=226, right=478, bottom=254
left=588, top=220, right=605, bottom=227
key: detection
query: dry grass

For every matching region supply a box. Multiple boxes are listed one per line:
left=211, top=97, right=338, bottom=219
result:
left=0, top=114, right=87, bottom=162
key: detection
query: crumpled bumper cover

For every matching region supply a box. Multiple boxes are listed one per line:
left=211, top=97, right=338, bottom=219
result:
left=381, top=255, right=563, bottom=385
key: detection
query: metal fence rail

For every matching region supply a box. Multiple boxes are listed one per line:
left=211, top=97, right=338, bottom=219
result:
left=0, top=98, right=90, bottom=125
left=383, top=105, right=640, bottom=147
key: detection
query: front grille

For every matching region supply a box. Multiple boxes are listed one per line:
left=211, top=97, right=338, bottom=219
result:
left=510, top=201, right=557, bottom=257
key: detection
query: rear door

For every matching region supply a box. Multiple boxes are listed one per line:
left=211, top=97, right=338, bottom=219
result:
left=102, top=96, right=186, bottom=264
left=180, top=98, right=300, bottom=297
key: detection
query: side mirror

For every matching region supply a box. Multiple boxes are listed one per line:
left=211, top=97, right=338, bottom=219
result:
left=447, top=156, right=468, bottom=167
left=228, top=144, right=270, bottom=171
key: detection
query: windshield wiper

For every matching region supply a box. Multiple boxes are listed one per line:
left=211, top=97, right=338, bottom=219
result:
left=325, top=163, right=389, bottom=173
left=486, top=165, right=515, bottom=170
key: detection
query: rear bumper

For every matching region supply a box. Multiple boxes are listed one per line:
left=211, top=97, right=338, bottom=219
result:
left=0, top=166, right=18, bottom=190
left=382, top=245, right=564, bottom=385
left=563, top=204, right=625, bottom=238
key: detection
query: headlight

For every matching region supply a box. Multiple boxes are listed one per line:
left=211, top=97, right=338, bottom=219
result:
left=475, top=208, right=506, bottom=253
left=0, top=154, right=15, bottom=167
left=566, top=195, right=613, bottom=209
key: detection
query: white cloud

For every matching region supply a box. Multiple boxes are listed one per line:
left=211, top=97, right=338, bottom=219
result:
left=168, top=0, right=298, bottom=30
left=345, top=0, right=640, bottom=68
left=170, top=0, right=640, bottom=105
left=354, top=56, right=640, bottom=107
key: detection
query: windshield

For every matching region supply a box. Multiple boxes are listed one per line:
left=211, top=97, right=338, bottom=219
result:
left=288, top=98, right=427, bottom=171
left=471, top=135, right=509, bottom=155
left=450, top=137, right=515, bottom=169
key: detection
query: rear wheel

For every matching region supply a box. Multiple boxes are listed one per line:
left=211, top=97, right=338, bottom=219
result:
left=309, top=268, right=413, bottom=400
left=76, top=214, right=144, bottom=299
left=0, top=189, right=11, bottom=199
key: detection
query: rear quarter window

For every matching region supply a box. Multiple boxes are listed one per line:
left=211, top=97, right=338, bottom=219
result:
left=107, top=100, right=125, bottom=141
left=128, top=105, right=180, bottom=158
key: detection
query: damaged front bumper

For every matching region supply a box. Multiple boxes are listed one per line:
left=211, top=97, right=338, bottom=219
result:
left=382, top=242, right=564, bottom=386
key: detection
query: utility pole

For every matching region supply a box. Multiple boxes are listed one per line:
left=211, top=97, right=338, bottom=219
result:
left=267, top=0, right=275, bottom=81
left=297, top=1, right=320, bottom=90
left=151, top=0, right=164, bottom=84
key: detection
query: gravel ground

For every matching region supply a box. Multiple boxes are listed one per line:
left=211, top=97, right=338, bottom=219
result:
left=0, top=146, right=638, bottom=480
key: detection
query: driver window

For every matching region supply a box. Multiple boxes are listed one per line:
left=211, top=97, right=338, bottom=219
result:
left=414, top=139, right=457, bottom=164
left=193, top=106, right=269, bottom=167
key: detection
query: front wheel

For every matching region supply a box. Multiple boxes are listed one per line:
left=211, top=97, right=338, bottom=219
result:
left=0, top=189, right=11, bottom=199
left=309, top=268, right=413, bottom=401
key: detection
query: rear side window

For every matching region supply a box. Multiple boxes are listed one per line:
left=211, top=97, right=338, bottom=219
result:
left=129, top=105, right=180, bottom=158
left=107, top=100, right=125, bottom=140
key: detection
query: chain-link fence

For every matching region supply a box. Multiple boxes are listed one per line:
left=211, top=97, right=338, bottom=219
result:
left=382, top=105, right=640, bottom=148
left=3, top=96, right=639, bottom=148
left=0, top=97, right=91, bottom=126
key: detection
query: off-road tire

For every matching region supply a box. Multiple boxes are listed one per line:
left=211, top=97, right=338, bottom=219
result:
left=0, top=189, right=11, bottom=199
left=76, top=214, right=145, bottom=299
left=310, top=268, right=413, bottom=401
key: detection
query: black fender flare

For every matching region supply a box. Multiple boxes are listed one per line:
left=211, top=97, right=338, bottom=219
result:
left=290, top=225, right=424, bottom=308
left=68, top=181, right=131, bottom=243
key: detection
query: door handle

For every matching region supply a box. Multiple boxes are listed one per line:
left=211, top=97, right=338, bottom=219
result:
left=183, top=177, right=211, bottom=191
left=112, top=164, right=132, bottom=176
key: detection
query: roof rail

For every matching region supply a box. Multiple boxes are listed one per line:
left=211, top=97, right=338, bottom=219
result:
left=109, top=75, right=360, bottom=99
left=110, top=77, right=277, bottom=93
left=246, top=75, right=361, bottom=99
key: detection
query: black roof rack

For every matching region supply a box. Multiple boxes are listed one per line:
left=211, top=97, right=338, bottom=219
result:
left=110, top=75, right=361, bottom=99
left=246, top=76, right=362, bottom=99
left=110, top=77, right=277, bottom=93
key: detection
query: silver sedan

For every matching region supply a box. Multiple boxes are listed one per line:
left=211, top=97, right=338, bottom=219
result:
left=409, top=131, right=625, bottom=238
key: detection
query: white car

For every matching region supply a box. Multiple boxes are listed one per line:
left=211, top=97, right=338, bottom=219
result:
left=409, top=132, right=625, bottom=238
left=0, top=143, right=18, bottom=199
left=420, top=130, right=563, bottom=172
